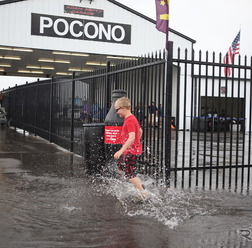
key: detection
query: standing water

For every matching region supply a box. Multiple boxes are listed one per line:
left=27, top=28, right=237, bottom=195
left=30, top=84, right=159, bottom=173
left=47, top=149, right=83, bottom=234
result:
left=0, top=130, right=252, bottom=247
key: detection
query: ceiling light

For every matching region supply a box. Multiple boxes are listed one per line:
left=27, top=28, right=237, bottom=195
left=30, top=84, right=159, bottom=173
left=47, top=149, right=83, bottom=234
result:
left=38, top=58, right=70, bottom=63
left=27, top=65, right=55, bottom=70
left=106, top=56, right=124, bottom=59
left=53, top=51, right=71, bottom=55
left=18, top=70, right=44, bottom=74
left=0, top=64, right=11, bottom=67
left=68, top=68, right=92, bottom=72
left=68, top=67, right=81, bottom=71
left=86, top=62, right=107, bottom=66
left=0, top=68, right=5, bottom=72
left=4, top=56, right=21, bottom=60
left=0, top=46, right=33, bottom=52
left=52, top=51, right=89, bottom=57
left=38, top=58, right=54, bottom=62
left=13, top=48, right=33, bottom=52
left=31, top=71, right=44, bottom=74
left=106, top=56, right=137, bottom=60
left=0, top=47, right=12, bottom=50
left=71, top=53, right=89, bottom=57
left=40, top=66, right=54, bottom=70
left=18, top=70, right=30, bottom=73
left=56, top=72, right=71, bottom=75
left=27, top=65, right=40, bottom=69
left=55, top=60, right=70, bottom=64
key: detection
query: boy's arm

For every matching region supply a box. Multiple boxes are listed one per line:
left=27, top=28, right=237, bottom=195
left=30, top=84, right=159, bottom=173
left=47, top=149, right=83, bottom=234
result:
left=114, top=132, right=135, bottom=159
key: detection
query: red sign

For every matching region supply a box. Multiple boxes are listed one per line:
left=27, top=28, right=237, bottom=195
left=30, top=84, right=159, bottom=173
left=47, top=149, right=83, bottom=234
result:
left=64, top=5, right=104, bottom=17
left=104, top=126, right=122, bottom=144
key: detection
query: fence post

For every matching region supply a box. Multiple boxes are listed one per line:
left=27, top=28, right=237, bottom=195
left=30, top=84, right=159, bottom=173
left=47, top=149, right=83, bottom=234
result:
left=70, top=72, right=75, bottom=152
left=14, top=84, right=17, bottom=130
left=34, top=79, right=39, bottom=136
left=23, top=81, right=28, bottom=136
left=105, top=61, right=111, bottom=112
left=164, top=41, right=174, bottom=185
left=49, top=77, right=54, bottom=143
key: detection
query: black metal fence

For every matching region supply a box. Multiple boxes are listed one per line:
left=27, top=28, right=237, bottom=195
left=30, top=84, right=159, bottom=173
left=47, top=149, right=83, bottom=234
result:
left=1, top=42, right=252, bottom=192
left=171, top=47, right=252, bottom=192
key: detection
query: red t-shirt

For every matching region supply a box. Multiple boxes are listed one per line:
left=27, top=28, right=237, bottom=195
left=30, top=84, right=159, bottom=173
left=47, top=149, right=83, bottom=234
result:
left=121, top=114, right=142, bottom=155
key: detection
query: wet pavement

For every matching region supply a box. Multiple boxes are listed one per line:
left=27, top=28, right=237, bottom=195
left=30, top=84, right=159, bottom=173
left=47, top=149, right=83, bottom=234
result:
left=1, top=127, right=252, bottom=248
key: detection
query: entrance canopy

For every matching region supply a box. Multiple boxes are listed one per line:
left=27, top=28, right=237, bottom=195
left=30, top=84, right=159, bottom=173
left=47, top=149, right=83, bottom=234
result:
left=0, top=45, right=137, bottom=77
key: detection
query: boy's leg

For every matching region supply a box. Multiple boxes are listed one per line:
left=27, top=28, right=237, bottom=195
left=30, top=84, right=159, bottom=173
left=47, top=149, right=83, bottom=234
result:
left=118, top=154, right=147, bottom=197
left=117, top=169, right=123, bottom=175
left=126, top=154, right=148, bottom=198
left=129, top=176, right=144, bottom=191
left=117, top=155, right=125, bottom=176
left=130, top=177, right=148, bottom=199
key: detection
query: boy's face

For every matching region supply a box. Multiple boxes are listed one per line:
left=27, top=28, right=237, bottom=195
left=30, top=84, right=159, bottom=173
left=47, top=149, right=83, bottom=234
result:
left=114, top=103, right=126, bottom=118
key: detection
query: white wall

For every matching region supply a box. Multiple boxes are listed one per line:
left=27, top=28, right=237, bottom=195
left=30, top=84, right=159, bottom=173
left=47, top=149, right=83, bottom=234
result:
left=0, top=0, right=193, bottom=56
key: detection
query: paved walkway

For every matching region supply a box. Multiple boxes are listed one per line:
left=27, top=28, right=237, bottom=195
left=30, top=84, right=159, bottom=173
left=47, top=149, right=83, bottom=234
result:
left=0, top=127, right=252, bottom=248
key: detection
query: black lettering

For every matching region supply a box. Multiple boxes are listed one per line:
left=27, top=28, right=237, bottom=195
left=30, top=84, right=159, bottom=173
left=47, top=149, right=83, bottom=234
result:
left=31, top=13, right=131, bottom=44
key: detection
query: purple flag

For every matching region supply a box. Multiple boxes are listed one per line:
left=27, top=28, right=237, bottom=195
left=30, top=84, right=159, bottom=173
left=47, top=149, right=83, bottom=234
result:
left=155, top=0, right=169, bottom=49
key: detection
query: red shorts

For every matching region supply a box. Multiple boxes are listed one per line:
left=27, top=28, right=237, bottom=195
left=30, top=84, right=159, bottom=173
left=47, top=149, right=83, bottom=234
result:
left=117, top=154, right=139, bottom=179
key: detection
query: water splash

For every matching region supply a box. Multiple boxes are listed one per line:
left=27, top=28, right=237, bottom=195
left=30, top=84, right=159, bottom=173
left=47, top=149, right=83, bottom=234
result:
left=97, top=162, right=218, bottom=229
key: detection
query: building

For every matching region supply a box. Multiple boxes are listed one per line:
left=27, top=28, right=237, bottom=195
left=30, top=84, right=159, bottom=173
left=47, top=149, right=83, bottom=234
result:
left=0, top=0, right=195, bottom=78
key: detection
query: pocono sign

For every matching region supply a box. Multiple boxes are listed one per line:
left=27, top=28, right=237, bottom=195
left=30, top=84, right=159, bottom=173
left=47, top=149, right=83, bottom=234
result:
left=31, top=13, right=131, bottom=44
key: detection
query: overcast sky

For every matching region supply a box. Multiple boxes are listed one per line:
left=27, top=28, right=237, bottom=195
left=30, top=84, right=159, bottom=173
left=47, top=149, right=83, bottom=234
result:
left=117, top=0, right=252, bottom=56
left=1, top=0, right=251, bottom=90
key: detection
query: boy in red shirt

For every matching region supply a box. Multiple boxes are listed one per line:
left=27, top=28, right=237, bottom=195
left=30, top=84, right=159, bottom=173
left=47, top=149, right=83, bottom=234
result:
left=113, top=97, right=145, bottom=193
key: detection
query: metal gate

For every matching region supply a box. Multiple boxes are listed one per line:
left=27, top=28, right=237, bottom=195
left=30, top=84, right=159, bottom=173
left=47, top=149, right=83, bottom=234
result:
left=169, top=42, right=252, bottom=192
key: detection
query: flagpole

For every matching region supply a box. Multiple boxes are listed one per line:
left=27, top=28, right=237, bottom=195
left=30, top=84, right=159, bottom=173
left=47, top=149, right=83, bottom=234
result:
left=163, top=41, right=173, bottom=185
left=166, top=0, right=170, bottom=50
left=155, top=0, right=171, bottom=183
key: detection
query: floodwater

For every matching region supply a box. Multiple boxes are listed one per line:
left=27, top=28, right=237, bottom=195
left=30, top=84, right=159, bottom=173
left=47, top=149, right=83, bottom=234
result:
left=1, top=129, right=252, bottom=247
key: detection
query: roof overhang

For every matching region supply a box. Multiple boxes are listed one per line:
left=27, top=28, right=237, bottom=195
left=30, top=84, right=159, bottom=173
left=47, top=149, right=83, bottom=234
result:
left=0, top=45, right=138, bottom=78
left=0, top=0, right=27, bottom=5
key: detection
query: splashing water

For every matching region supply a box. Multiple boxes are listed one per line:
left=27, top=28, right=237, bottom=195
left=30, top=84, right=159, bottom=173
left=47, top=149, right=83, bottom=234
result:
left=96, top=161, right=218, bottom=229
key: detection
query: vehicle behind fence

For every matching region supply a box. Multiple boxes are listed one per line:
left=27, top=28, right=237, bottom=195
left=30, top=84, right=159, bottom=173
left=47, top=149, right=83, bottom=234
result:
left=1, top=42, right=252, bottom=192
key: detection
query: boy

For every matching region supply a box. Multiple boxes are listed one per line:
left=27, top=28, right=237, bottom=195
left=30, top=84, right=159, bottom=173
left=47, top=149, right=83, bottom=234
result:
left=113, top=97, right=145, bottom=193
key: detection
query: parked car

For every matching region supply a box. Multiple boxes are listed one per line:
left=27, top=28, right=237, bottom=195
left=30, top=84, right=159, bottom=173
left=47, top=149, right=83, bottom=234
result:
left=0, top=107, right=7, bottom=128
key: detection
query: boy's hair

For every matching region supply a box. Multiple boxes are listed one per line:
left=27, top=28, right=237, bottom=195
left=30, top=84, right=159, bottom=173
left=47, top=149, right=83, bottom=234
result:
left=115, top=97, right=131, bottom=109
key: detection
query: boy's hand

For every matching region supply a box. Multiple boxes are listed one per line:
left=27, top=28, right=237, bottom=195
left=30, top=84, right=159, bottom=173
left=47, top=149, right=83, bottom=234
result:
left=114, top=132, right=135, bottom=159
left=114, top=150, right=123, bottom=159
